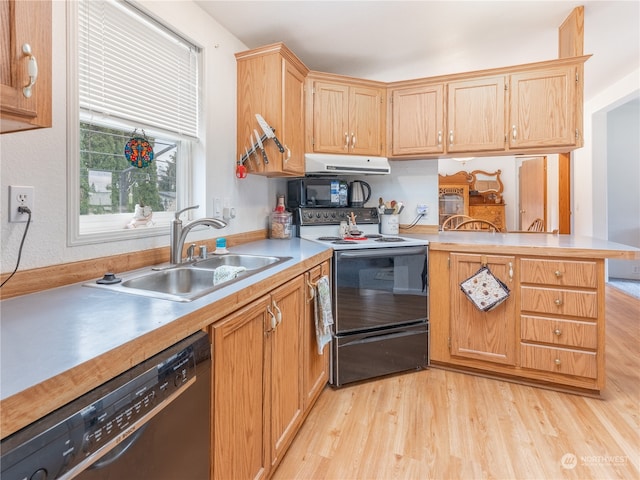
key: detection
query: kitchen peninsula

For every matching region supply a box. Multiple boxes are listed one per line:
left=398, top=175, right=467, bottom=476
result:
left=417, top=231, right=640, bottom=395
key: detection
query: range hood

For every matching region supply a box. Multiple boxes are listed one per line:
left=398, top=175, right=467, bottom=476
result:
left=304, top=153, right=391, bottom=175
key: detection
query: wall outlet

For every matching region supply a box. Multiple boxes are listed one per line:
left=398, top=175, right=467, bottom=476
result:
left=416, top=204, right=429, bottom=215
left=9, top=186, right=34, bottom=222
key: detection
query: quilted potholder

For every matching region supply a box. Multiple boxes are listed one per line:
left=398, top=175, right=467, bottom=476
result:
left=460, top=265, right=510, bottom=312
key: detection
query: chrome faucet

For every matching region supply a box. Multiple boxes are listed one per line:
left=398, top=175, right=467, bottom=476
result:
left=170, top=205, right=227, bottom=264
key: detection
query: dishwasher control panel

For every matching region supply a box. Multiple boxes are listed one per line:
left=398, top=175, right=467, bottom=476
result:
left=0, top=332, right=210, bottom=480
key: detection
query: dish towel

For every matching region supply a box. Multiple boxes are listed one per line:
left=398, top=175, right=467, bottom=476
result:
left=213, top=265, right=247, bottom=286
left=314, top=275, right=334, bottom=354
left=460, top=265, right=510, bottom=312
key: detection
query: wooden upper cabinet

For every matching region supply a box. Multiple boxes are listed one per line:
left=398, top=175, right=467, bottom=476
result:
left=389, top=84, right=444, bottom=156
left=309, top=76, right=385, bottom=156
left=1, top=0, right=52, bottom=134
left=508, top=65, right=579, bottom=150
left=447, top=75, right=506, bottom=153
left=311, top=81, right=349, bottom=154
left=236, top=43, right=308, bottom=177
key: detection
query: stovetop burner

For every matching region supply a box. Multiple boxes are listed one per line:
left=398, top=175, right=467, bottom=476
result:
left=375, top=237, right=405, bottom=243
left=317, top=236, right=342, bottom=241
left=364, top=234, right=382, bottom=239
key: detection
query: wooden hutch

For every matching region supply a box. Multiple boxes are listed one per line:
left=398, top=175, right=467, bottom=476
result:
left=439, top=170, right=506, bottom=231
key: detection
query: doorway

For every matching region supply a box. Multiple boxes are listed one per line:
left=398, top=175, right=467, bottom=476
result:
left=517, top=156, right=547, bottom=231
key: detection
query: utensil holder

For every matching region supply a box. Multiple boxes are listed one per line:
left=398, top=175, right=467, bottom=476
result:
left=380, top=214, right=399, bottom=235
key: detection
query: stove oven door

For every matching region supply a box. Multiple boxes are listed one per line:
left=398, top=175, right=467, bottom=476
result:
left=332, top=322, right=429, bottom=387
left=333, top=246, right=428, bottom=334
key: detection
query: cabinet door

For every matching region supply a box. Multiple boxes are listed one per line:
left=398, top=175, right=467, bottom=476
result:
left=268, top=275, right=305, bottom=468
left=390, top=84, right=444, bottom=156
left=212, top=296, right=270, bottom=480
left=303, top=261, right=330, bottom=410
left=447, top=76, right=505, bottom=153
left=312, top=81, right=350, bottom=153
left=450, top=253, right=516, bottom=365
left=236, top=44, right=307, bottom=177
left=280, top=58, right=306, bottom=175
left=349, top=85, right=384, bottom=155
left=509, top=66, right=577, bottom=149
left=1, top=0, right=52, bottom=133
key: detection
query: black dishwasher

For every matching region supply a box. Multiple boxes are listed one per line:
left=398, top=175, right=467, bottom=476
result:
left=0, top=331, right=211, bottom=480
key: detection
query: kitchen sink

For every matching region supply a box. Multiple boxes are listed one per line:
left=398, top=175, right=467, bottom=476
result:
left=85, top=254, right=292, bottom=302
left=192, top=254, right=286, bottom=270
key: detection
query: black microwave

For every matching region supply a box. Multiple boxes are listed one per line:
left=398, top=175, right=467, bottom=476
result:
left=287, top=178, right=348, bottom=208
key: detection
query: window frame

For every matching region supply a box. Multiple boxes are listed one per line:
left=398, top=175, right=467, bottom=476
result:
left=66, top=0, right=200, bottom=246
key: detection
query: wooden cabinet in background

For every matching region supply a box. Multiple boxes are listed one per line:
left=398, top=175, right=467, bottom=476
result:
left=388, top=83, right=444, bottom=156
left=438, top=184, right=469, bottom=227
left=308, top=75, right=385, bottom=156
left=509, top=65, right=580, bottom=150
left=236, top=43, right=308, bottom=177
left=446, top=75, right=506, bottom=154
left=469, top=204, right=506, bottom=232
left=1, top=0, right=52, bottom=133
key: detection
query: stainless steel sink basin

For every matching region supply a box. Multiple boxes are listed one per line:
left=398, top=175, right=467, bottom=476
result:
left=192, top=254, right=286, bottom=271
left=122, top=267, right=218, bottom=296
left=85, top=254, right=292, bottom=302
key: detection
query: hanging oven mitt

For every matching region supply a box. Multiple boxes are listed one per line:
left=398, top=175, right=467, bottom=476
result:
left=460, top=265, right=510, bottom=312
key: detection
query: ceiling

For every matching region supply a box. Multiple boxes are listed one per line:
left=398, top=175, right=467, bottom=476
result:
left=194, top=1, right=639, bottom=100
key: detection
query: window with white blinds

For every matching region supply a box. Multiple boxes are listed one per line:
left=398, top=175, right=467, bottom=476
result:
left=78, top=0, right=200, bottom=139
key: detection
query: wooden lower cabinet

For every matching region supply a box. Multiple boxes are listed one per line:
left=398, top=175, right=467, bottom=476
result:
left=303, top=261, right=330, bottom=410
left=430, top=249, right=605, bottom=394
left=211, top=296, right=270, bottom=480
left=211, top=265, right=330, bottom=480
left=450, top=253, right=516, bottom=365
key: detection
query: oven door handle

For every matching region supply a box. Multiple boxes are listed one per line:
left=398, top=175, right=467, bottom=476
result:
left=337, top=246, right=427, bottom=259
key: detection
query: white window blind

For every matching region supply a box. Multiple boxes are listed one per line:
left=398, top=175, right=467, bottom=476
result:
left=78, top=0, right=200, bottom=139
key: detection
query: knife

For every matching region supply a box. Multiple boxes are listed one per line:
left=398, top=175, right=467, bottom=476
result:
left=254, top=128, right=269, bottom=164
left=255, top=114, right=285, bottom=153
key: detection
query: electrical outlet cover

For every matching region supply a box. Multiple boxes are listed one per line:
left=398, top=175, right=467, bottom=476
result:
left=9, top=185, right=34, bottom=222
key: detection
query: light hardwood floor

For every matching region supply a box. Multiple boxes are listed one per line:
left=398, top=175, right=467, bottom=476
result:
left=273, top=286, right=639, bottom=480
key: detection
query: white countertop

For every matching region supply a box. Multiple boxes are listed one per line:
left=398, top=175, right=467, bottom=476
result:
left=406, top=231, right=640, bottom=259
left=0, top=239, right=330, bottom=403
left=2, top=232, right=637, bottom=437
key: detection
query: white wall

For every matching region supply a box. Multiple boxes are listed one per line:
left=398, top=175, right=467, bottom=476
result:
left=573, top=68, right=640, bottom=238
left=607, top=99, right=640, bottom=279
left=0, top=1, right=273, bottom=272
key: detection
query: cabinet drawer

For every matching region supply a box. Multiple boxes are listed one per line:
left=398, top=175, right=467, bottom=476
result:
left=521, top=286, right=597, bottom=318
left=520, top=259, right=597, bottom=288
left=521, top=344, right=597, bottom=378
left=521, top=315, right=597, bottom=349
